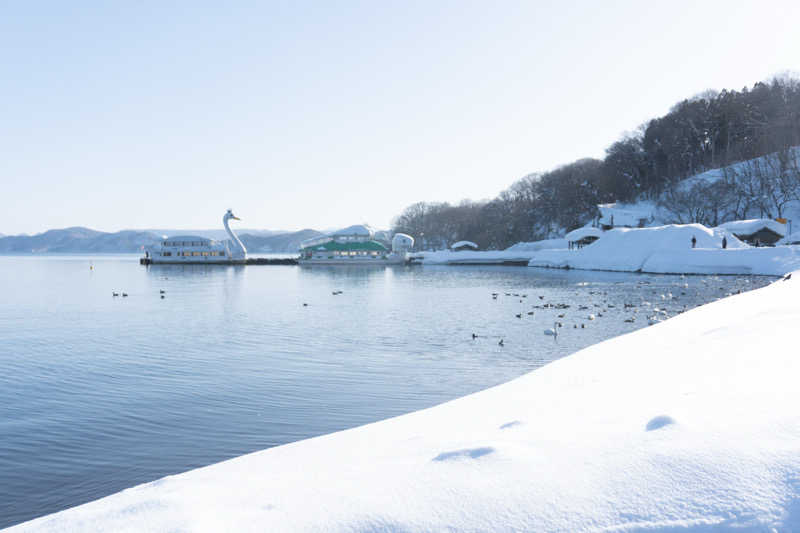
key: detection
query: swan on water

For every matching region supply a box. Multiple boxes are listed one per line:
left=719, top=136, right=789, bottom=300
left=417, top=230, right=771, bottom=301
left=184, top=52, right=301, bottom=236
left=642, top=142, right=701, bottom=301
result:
left=544, top=322, right=558, bottom=337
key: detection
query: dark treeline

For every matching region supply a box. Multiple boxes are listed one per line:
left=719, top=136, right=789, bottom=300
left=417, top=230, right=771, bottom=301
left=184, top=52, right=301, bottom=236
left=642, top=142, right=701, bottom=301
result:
left=393, top=75, right=800, bottom=250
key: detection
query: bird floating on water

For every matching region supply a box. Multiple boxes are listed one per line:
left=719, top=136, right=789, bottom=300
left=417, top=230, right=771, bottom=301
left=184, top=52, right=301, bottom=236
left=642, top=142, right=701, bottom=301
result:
left=544, top=322, right=558, bottom=337
left=498, top=339, right=504, bottom=346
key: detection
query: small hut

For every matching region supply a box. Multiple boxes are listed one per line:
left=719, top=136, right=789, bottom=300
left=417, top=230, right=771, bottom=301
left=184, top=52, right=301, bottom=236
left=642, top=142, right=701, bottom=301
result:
left=450, top=240, right=479, bottom=252
left=716, top=219, right=786, bottom=246
left=564, top=227, right=603, bottom=249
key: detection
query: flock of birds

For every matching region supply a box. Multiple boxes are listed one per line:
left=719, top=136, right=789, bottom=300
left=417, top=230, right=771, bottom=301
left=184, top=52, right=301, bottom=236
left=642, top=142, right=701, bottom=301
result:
left=476, top=276, right=756, bottom=347
left=112, top=289, right=167, bottom=299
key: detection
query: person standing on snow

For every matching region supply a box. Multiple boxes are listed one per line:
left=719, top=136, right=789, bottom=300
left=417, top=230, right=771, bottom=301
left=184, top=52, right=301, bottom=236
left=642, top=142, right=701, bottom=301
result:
left=722, top=236, right=727, bottom=249
left=691, top=236, right=697, bottom=248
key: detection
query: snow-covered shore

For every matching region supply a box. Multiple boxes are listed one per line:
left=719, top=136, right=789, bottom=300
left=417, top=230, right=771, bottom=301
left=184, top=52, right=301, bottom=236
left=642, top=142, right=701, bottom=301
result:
left=419, top=224, right=800, bottom=276
left=9, top=273, right=800, bottom=532
left=528, top=224, right=800, bottom=276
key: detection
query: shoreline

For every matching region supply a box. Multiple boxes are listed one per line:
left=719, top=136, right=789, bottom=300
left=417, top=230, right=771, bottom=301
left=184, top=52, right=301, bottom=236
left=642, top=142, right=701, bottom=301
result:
left=8, top=271, right=800, bottom=531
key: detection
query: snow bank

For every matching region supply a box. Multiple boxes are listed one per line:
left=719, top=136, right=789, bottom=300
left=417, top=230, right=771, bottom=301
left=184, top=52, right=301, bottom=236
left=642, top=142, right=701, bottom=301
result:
left=528, top=223, right=800, bottom=275
left=419, top=239, right=568, bottom=264
left=10, top=273, right=800, bottom=532
left=504, top=238, right=567, bottom=252
left=419, top=249, right=535, bottom=264
left=779, top=232, right=800, bottom=245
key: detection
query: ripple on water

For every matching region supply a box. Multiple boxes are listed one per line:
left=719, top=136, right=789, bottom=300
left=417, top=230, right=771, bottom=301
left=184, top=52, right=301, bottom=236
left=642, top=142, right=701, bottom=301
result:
left=0, top=255, right=774, bottom=527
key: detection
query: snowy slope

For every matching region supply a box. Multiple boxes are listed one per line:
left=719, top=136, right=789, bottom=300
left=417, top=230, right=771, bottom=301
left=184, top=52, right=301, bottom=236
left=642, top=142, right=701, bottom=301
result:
left=8, top=274, right=800, bottom=532
left=599, top=147, right=800, bottom=231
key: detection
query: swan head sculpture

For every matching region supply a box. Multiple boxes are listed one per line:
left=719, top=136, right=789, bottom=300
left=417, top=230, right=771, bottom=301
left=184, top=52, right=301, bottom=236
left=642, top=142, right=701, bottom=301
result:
left=224, top=209, right=240, bottom=222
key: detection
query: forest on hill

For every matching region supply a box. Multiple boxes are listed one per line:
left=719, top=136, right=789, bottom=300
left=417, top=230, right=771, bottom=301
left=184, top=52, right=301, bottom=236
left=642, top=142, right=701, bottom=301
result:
left=393, top=75, right=800, bottom=250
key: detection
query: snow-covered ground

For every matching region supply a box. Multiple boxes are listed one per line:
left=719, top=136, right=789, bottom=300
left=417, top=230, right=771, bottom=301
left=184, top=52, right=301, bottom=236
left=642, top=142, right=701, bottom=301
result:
left=528, top=223, right=800, bottom=275
left=415, top=239, right=567, bottom=265
left=505, top=238, right=568, bottom=252
left=9, top=272, right=800, bottom=532
left=419, top=225, right=800, bottom=275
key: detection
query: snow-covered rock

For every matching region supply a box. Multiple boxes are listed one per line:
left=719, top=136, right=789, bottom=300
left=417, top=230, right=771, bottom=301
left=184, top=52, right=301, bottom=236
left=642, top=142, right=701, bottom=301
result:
left=10, top=273, right=800, bottom=532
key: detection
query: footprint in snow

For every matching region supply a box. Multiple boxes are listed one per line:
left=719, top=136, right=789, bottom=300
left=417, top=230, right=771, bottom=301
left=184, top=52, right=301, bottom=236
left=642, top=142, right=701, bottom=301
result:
left=646, top=415, right=676, bottom=431
left=433, top=447, right=495, bottom=462
left=499, top=420, right=522, bottom=430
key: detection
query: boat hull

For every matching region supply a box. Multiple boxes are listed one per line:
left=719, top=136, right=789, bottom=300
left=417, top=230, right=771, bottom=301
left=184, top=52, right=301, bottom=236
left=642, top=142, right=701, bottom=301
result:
left=298, top=255, right=408, bottom=265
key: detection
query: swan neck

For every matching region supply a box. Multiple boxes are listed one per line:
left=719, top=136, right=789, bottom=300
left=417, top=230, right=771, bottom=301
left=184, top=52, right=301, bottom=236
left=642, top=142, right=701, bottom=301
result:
left=224, top=215, right=247, bottom=258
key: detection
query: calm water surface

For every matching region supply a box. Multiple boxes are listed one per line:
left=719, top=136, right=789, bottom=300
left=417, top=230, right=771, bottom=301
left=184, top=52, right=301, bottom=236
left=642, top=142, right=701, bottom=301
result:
left=0, top=254, right=773, bottom=527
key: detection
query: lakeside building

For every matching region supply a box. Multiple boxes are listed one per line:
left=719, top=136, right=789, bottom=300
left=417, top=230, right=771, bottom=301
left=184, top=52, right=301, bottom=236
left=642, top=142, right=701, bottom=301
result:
left=299, top=224, right=413, bottom=264
left=716, top=219, right=786, bottom=246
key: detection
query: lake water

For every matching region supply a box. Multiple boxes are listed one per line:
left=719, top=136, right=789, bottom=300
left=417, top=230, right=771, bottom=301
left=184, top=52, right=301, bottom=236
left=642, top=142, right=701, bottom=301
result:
left=0, top=254, right=773, bottom=528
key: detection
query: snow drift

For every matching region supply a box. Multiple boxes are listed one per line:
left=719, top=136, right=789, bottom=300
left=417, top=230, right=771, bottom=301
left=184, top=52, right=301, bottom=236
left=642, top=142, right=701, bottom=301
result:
left=8, top=272, right=800, bottom=531
left=529, top=223, right=800, bottom=275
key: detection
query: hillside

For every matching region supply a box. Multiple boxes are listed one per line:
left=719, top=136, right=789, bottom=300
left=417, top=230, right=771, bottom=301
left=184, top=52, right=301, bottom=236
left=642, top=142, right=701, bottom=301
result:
left=0, top=228, right=324, bottom=254
left=239, top=229, right=324, bottom=253
left=0, top=228, right=160, bottom=253
left=595, top=146, right=800, bottom=233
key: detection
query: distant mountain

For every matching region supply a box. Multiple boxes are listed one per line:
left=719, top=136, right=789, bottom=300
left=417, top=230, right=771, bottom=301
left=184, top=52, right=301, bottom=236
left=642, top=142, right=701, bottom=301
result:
left=0, top=227, right=325, bottom=253
left=240, top=229, right=325, bottom=253
left=141, top=228, right=285, bottom=240
left=0, top=227, right=161, bottom=253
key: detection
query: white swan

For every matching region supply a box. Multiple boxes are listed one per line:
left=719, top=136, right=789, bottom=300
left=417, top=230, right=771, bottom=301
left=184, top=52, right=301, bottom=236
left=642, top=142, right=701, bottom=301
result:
left=223, top=209, right=247, bottom=261
left=544, top=322, right=558, bottom=337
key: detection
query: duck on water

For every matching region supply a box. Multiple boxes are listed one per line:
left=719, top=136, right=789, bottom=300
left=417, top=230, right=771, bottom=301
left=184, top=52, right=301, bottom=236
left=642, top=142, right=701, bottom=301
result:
left=141, top=209, right=247, bottom=264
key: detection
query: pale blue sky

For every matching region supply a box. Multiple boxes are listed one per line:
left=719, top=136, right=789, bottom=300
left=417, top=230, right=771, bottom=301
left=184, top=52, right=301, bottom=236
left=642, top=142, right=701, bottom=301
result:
left=3, top=1, right=800, bottom=235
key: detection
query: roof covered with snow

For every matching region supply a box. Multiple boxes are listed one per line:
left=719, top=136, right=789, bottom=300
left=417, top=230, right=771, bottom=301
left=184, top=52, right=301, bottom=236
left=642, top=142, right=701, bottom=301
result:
left=450, top=240, right=478, bottom=249
left=716, top=219, right=786, bottom=237
left=331, top=224, right=374, bottom=238
left=597, top=203, right=655, bottom=227
left=564, top=226, right=603, bottom=241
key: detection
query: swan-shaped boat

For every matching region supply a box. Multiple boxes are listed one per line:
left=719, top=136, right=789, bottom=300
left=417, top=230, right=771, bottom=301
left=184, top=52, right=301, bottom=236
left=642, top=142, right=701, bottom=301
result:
left=143, top=209, right=247, bottom=264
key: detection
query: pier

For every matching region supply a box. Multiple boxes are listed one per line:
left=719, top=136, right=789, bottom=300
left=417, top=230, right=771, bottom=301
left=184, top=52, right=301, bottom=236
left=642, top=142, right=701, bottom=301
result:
left=140, top=257, right=299, bottom=266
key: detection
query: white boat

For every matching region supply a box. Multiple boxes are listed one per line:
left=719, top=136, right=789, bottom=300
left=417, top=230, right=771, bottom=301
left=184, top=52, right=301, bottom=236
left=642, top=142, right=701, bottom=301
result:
left=299, top=225, right=413, bottom=265
left=143, top=209, right=247, bottom=264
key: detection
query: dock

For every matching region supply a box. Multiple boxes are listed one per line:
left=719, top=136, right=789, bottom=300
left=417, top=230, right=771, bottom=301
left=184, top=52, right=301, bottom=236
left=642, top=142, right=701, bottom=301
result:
left=140, top=257, right=299, bottom=266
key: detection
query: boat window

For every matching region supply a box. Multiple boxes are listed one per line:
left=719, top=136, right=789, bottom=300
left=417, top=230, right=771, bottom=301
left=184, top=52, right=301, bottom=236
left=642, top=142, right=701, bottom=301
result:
left=163, top=252, right=171, bottom=257
left=219, top=251, right=225, bottom=256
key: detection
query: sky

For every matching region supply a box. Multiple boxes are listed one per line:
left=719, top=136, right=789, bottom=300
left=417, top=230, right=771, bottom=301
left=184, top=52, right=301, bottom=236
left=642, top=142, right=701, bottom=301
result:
left=2, top=0, right=800, bottom=235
